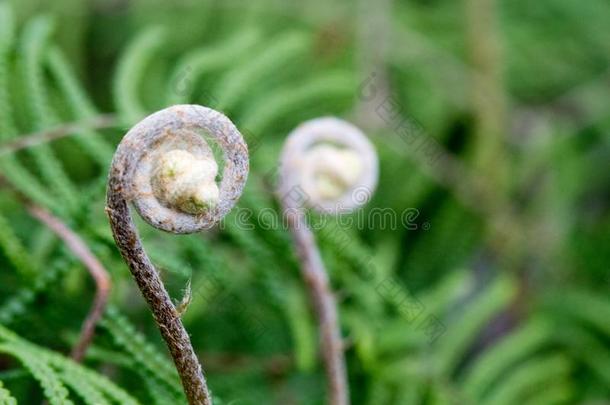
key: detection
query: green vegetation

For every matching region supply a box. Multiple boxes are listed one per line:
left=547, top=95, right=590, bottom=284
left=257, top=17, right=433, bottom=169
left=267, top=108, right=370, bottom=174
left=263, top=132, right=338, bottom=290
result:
left=0, top=0, right=608, bottom=403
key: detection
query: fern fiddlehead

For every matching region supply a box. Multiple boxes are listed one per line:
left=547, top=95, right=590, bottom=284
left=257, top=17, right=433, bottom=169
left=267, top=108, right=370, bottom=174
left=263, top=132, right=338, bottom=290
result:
left=278, top=117, right=378, bottom=405
left=106, top=104, right=249, bottom=405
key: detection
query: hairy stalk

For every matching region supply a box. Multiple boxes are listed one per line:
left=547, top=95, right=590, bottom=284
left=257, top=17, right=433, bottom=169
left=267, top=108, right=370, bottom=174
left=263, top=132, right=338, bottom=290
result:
left=27, top=205, right=111, bottom=362
left=105, top=199, right=209, bottom=404
left=278, top=118, right=379, bottom=405
left=106, top=105, right=248, bottom=405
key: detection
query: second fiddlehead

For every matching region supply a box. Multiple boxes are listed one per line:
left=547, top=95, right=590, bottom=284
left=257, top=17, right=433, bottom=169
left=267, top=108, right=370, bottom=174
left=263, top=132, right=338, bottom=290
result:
left=278, top=117, right=378, bottom=405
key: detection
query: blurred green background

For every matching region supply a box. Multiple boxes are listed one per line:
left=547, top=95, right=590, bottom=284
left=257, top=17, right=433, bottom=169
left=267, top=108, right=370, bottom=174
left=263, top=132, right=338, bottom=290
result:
left=0, top=0, right=608, bottom=403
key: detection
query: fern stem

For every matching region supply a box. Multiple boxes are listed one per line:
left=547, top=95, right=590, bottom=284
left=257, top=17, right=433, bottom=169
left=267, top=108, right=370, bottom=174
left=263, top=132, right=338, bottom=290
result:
left=107, top=151, right=211, bottom=405
left=284, top=210, right=349, bottom=405
left=106, top=105, right=249, bottom=405
left=276, top=117, right=380, bottom=405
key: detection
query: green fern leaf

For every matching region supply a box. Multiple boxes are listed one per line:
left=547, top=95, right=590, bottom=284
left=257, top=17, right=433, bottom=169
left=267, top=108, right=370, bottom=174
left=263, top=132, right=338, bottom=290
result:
left=58, top=368, right=111, bottom=405
left=214, top=31, right=311, bottom=112
left=113, top=26, right=166, bottom=123
left=100, top=307, right=183, bottom=396
left=462, top=317, right=553, bottom=400
left=436, top=275, right=517, bottom=376
left=0, top=379, right=17, bottom=405
left=19, top=15, right=79, bottom=212
left=167, top=27, right=262, bottom=105
left=240, top=71, right=355, bottom=135
left=0, top=342, right=74, bottom=405
left=0, top=4, right=61, bottom=212
left=0, top=213, right=36, bottom=280
left=46, top=46, right=114, bottom=166
left=481, top=354, right=571, bottom=405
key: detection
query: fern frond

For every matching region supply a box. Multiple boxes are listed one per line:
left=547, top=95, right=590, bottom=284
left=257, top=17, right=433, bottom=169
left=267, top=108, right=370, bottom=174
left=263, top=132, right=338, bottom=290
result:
left=481, top=354, right=571, bottom=405
left=167, top=28, right=262, bottom=105
left=436, top=275, right=517, bottom=376
left=0, top=342, right=74, bottom=405
left=240, top=71, right=355, bottom=135
left=547, top=289, right=610, bottom=336
left=20, top=15, right=78, bottom=212
left=214, top=32, right=311, bottom=112
left=0, top=379, right=17, bottom=405
left=521, top=382, right=572, bottom=405
left=100, top=307, right=183, bottom=396
left=147, top=243, right=193, bottom=277
left=0, top=212, right=36, bottom=279
left=462, top=317, right=553, bottom=400
left=554, top=324, right=610, bottom=386
left=0, top=2, right=16, bottom=136
left=343, top=310, right=379, bottom=369
left=0, top=323, right=139, bottom=405
left=58, top=368, right=111, bottom=405
left=0, top=261, right=68, bottom=324
left=418, top=268, right=472, bottom=318
left=179, top=236, right=234, bottom=322
left=0, top=5, right=60, bottom=212
left=222, top=214, right=287, bottom=306
left=365, top=380, right=393, bottom=405
left=46, top=47, right=114, bottom=166
left=141, top=371, right=183, bottom=405
left=43, top=350, right=141, bottom=405
left=113, top=26, right=166, bottom=123
left=283, top=282, right=316, bottom=371
left=0, top=160, right=61, bottom=211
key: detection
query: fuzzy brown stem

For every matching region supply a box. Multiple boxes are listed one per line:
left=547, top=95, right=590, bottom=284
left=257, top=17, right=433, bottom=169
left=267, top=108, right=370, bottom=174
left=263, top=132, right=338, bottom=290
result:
left=285, top=209, right=349, bottom=405
left=27, top=204, right=111, bottom=362
left=106, top=182, right=211, bottom=405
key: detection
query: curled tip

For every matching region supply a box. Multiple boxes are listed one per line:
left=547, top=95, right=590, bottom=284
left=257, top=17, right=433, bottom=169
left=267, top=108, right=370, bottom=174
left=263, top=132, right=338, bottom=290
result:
left=279, top=117, right=378, bottom=214
left=108, top=104, right=249, bottom=234
left=152, top=149, right=220, bottom=215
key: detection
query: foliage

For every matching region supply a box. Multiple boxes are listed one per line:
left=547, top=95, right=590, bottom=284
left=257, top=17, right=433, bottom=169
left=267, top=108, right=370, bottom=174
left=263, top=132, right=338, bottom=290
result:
left=0, top=0, right=608, bottom=404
